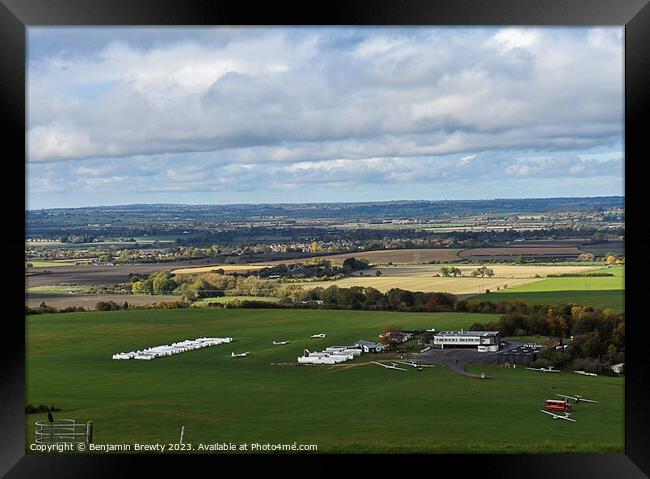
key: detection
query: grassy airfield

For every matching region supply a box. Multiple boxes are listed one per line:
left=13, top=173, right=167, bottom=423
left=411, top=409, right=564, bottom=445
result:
left=26, top=308, right=623, bottom=453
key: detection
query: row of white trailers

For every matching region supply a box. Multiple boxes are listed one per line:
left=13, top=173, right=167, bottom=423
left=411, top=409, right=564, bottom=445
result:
left=297, top=346, right=362, bottom=365
left=112, top=337, right=233, bottom=361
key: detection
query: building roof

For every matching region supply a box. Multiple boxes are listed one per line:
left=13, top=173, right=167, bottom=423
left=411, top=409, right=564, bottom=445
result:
left=434, top=330, right=500, bottom=337
left=355, top=340, right=384, bottom=347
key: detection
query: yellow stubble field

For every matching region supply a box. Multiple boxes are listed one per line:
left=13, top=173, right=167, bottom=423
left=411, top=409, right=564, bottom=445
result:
left=297, top=264, right=605, bottom=294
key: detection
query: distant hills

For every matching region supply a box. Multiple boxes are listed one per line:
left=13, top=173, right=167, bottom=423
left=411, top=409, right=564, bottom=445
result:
left=28, top=196, right=623, bottom=221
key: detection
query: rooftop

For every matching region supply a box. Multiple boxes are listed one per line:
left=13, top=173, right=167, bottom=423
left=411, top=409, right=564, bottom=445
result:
left=355, top=340, right=384, bottom=347
left=434, top=330, right=500, bottom=337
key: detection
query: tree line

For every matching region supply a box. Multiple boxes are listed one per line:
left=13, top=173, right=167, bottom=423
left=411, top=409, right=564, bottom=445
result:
left=469, top=304, right=624, bottom=374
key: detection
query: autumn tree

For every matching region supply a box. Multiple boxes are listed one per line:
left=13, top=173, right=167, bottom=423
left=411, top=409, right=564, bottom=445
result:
left=378, top=326, right=405, bottom=349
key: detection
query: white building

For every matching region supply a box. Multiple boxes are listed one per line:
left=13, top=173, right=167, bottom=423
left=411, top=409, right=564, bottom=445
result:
left=611, top=362, right=624, bottom=374
left=355, top=340, right=386, bottom=353
left=433, top=330, right=501, bottom=352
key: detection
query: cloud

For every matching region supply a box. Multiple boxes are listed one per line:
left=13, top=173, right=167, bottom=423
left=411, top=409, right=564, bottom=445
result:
left=487, top=28, right=540, bottom=53
left=460, top=155, right=476, bottom=166
left=26, top=27, right=624, bottom=207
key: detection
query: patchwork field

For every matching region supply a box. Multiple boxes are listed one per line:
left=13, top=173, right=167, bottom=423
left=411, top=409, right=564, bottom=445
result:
left=470, top=291, right=624, bottom=311
left=459, top=247, right=583, bottom=258
left=171, top=248, right=464, bottom=274
left=469, top=266, right=624, bottom=311
left=26, top=260, right=80, bottom=267
left=26, top=308, right=623, bottom=453
left=299, top=264, right=606, bottom=295
left=26, top=259, right=230, bottom=288
left=25, top=294, right=181, bottom=310
left=579, top=241, right=625, bottom=257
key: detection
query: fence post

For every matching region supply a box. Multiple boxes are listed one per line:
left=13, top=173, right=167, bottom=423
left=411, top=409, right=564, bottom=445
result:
left=86, top=421, right=94, bottom=444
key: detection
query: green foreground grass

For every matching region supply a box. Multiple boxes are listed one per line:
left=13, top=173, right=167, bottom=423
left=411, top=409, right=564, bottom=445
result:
left=26, top=308, right=623, bottom=453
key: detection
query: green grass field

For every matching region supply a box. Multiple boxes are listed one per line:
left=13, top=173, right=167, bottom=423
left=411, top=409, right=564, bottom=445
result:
left=26, top=260, right=79, bottom=267
left=470, top=290, right=624, bottom=311
left=505, top=266, right=624, bottom=291
left=469, top=266, right=624, bottom=311
left=26, top=285, right=95, bottom=295
left=26, top=308, right=623, bottom=453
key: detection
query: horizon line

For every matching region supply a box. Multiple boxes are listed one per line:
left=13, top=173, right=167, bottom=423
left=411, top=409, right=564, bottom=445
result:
left=25, top=194, right=624, bottom=212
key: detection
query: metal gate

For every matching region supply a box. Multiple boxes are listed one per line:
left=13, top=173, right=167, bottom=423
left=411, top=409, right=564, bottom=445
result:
left=35, top=419, right=93, bottom=444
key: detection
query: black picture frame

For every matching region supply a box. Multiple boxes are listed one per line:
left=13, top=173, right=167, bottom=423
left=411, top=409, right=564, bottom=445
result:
left=2, top=0, right=648, bottom=476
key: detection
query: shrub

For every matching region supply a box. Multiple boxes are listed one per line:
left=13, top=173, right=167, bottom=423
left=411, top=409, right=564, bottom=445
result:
left=532, top=358, right=549, bottom=369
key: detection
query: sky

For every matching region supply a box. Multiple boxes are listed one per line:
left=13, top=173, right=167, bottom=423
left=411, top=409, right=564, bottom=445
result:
left=26, top=27, right=624, bottom=210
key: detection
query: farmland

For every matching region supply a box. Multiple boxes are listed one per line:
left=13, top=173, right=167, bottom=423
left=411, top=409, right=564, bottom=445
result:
left=471, top=290, right=624, bottom=311
left=298, top=264, right=606, bottom=295
left=171, top=248, right=465, bottom=274
left=25, top=293, right=181, bottom=310
left=459, top=246, right=584, bottom=258
left=25, top=259, right=229, bottom=288
left=26, top=260, right=79, bottom=267
left=469, top=266, right=624, bottom=311
left=26, top=308, right=623, bottom=453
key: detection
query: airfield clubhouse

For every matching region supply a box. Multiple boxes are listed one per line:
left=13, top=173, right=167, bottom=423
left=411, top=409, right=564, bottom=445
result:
left=433, top=330, right=501, bottom=352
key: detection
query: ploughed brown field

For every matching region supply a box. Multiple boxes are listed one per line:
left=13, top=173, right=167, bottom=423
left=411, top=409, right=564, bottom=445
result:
left=25, top=259, right=229, bottom=288
left=171, top=248, right=464, bottom=274
left=26, top=293, right=180, bottom=309
left=459, top=246, right=583, bottom=257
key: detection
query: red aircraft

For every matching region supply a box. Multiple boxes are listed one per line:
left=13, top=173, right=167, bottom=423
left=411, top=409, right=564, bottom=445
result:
left=544, top=398, right=572, bottom=413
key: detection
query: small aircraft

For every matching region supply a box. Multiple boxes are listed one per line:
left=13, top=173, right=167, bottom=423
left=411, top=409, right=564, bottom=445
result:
left=545, top=398, right=571, bottom=412
left=273, top=340, right=290, bottom=345
left=540, top=410, right=576, bottom=422
left=310, top=333, right=326, bottom=339
left=556, top=394, right=598, bottom=404
left=526, top=366, right=560, bottom=373
left=396, top=360, right=435, bottom=369
left=231, top=351, right=250, bottom=358
left=574, top=370, right=598, bottom=377
left=371, top=361, right=407, bottom=372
